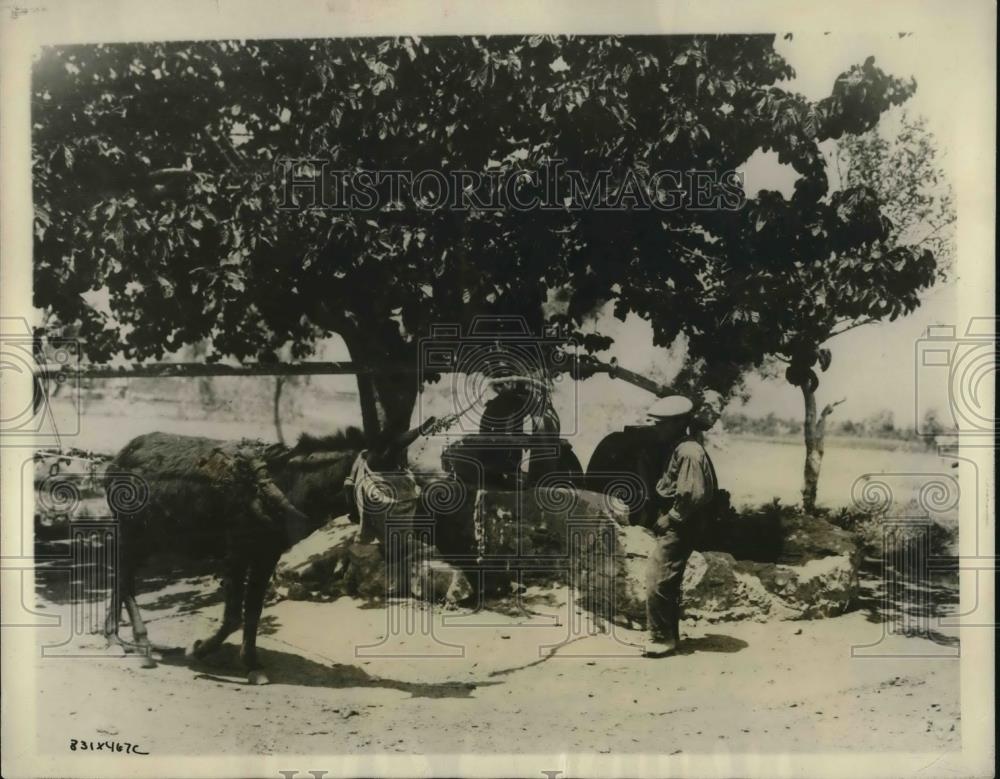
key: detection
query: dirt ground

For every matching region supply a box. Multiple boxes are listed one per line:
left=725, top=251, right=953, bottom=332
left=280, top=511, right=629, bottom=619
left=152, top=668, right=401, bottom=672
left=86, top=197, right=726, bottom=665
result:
left=28, top=397, right=963, bottom=757
left=30, top=571, right=961, bottom=757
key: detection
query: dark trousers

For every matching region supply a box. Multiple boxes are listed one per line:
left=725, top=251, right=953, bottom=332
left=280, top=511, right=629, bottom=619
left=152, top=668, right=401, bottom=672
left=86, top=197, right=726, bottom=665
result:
left=645, top=518, right=698, bottom=642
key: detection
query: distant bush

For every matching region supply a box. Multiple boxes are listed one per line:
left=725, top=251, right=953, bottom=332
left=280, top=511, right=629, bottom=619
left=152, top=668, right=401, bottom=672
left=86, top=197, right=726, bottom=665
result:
left=722, top=409, right=949, bottom=448
left=822, top=505, right=956, bottom=559
left=721, top=412, right=801, bottom=436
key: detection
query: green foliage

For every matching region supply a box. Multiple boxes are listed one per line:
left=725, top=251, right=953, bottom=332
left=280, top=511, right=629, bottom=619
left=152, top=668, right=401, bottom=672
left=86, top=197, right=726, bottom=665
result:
left=734, top=109, right=953, bottom=395
left=834, top=111, right=956, bottom=278
left=824, top=503, right=956, bottom=558
left=741, top=496, right=796, bottom=523
left=33, top=37, right=921, bottom=406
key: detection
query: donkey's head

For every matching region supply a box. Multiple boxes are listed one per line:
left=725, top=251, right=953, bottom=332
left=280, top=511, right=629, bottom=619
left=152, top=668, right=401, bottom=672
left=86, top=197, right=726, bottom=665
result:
left=270, top=427, right=366, bottom=526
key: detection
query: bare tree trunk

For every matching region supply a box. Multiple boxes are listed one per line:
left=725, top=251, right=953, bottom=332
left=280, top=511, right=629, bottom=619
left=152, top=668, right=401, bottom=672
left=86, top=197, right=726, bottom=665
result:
left=273, top=376, right=285, bottom=445
left=801, top=387, right=821, bottom=512
left=191, top=339, right=218, bottom=410
left=198, top=377, right=218, bottom=409
left=801, top=386, right=845, bottom=512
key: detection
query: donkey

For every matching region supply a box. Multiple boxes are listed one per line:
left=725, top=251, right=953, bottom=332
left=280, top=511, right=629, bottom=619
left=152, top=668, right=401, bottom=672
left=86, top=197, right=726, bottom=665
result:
left=103, top=428, right=365, bottom=684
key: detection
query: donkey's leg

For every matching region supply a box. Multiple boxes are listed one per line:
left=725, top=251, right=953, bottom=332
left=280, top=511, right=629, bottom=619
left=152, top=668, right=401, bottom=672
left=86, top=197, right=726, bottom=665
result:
left=114, top=535, right=155, bottom=667
left=186, top=558, right=247, bottom=660
left=122, top=595, right=155, bottom=667
left=103, top=591, right=126, bottom=649
left=239, top=554, right=279, bottom=685
left=105, top=556, right=141, bottom=655
left=103, top=517, right=130, bottom=649
left=122, top=566, right=157, bottom=668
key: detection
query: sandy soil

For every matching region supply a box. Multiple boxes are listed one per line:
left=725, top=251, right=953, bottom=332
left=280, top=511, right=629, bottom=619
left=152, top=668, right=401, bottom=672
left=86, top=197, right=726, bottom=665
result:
left=30, top=573, right=961, bottom=757
left=28, top=396, right=962, bottom=758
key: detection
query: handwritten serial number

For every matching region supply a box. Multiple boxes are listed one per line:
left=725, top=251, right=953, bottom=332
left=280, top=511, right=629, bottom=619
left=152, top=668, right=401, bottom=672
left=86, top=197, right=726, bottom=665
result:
left=69, top=739, right=148, bottom=755
left=8, top=5, right=48, bottom=20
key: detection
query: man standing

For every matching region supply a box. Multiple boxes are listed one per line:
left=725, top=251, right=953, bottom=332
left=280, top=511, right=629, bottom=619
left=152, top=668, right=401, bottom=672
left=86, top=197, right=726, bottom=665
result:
left=644, top=390, right=724, bottom=657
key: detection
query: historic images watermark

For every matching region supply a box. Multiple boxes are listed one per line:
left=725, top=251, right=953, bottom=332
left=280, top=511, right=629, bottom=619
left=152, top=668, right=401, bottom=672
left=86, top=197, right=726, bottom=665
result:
left=275, top=158, right=746, bottom=212
left=348, top=313, right=650, bottom=659
left=5, top=452, right=151, bottom=660
left=848, top=470, right=962, bottom=658
left=349, top=464, right=647, bottom=660
left=0, top=317, right=81, bottom=447
left=914, top=316, right=996, bottom=443
left=416, top=316, right=581, bottom=436
left=849, top=317, right=997, bottom=657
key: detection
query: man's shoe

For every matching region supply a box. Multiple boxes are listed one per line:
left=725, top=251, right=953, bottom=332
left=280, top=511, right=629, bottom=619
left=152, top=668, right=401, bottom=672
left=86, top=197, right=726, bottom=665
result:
left=642, top=639, right=678, bottom=658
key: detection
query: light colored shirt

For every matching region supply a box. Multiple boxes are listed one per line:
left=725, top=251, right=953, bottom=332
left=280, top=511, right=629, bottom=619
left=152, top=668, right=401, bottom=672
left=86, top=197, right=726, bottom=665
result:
left=655, top=438, right=718, bottom=521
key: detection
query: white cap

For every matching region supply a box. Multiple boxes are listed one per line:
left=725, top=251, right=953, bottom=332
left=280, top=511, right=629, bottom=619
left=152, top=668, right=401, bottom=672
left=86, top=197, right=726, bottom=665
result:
left=646, top=395, right=694, bottom=421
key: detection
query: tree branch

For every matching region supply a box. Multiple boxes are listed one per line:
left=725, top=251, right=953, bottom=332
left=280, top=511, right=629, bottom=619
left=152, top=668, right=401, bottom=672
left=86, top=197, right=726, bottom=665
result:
left=828, top=318, right=876, bottom=339
left=202, top=128, right=245, bottom=172
left=820, top=397, right=846, bottom=419
left=834, top=145, right=845, bottom=188
left=912, top=216, right=957, bottom=249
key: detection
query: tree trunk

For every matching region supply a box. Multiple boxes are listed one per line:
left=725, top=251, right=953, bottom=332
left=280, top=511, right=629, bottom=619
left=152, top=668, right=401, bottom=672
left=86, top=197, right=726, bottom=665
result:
left=198, top=376, right=217, bottom=409
left=192, top=339, right=218, bottom=410
left=354, top=369, right=419, bottom=443
left=801, top=386, right=821, bottom=512
left=801, top=386, right=845, bottom=513
left=273, top=376, right=285, bottom=445
left=340, top=327, right=420, bottom=448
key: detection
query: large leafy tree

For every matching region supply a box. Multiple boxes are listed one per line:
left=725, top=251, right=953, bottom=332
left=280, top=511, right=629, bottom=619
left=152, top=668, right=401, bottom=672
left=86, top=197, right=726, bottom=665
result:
left=33, top=36, right=917, bottom=442
left=699, top=103, right=953, bottom=510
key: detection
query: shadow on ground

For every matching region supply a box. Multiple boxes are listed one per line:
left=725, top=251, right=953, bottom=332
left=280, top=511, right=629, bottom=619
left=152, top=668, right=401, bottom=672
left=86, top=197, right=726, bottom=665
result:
left=856, top=558, right=960, bottom=648
left=677, top=633, right=749, bottom=654
left=158, top=644, right=498, bottom=698
left=34, top=541, right=219, bottom=607
left=143, top=583, right=225, bottom=614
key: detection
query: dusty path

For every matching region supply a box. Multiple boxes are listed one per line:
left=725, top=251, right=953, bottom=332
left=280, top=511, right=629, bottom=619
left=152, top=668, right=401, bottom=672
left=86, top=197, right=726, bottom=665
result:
left=31, top=574, right=960, bottom=757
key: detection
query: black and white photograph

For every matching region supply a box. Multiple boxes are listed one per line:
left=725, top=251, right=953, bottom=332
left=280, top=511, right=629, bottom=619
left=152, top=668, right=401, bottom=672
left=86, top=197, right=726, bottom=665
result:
left=0, top=2, right=994, bottom=777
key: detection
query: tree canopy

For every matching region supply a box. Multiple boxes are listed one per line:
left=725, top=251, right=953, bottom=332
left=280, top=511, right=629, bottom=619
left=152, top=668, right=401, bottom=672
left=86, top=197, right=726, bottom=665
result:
left=33, top=35, right=922, bottom=435
left=706, top=106, right=953, bottom=509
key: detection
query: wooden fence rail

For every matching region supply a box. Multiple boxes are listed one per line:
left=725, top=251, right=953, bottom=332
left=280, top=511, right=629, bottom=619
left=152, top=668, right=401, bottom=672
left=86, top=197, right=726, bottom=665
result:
left=34, top=357, right=670, bottom=396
